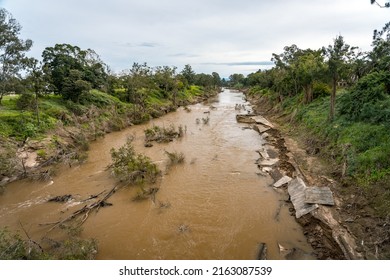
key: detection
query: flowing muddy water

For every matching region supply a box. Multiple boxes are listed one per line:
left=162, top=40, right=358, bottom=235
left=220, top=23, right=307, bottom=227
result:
left=0, top=89, right=314, bottom=259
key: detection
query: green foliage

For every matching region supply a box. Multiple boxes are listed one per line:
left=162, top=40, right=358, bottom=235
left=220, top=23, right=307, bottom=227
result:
left=165, top=150, right=185, bottom=166
left=312, top=82, right=331, bottom=99
left=109, top=137, right=160, bottom=184
left=0, top=8, right=33, bottom=104
left=144, top=124, right=183, bottom=143
left=0, top=228, right=45, bottom=260
left=16, top=92, right=36, bottom=110
left=339, top=71, right=390, bottom=123
left=42, top=44, right=107, bottom=101
left=0, top=139, right=18, bottom=178
left=0, top=227, right=97, bottom=260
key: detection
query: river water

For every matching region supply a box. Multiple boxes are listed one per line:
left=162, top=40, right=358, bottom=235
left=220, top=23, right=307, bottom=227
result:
left=0, top=89, right=313, bottom=259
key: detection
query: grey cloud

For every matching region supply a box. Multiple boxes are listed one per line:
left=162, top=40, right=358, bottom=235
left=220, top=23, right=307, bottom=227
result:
left=202, top=61, right=274, bottom=66
left=2, top=0, right=388, bottom=78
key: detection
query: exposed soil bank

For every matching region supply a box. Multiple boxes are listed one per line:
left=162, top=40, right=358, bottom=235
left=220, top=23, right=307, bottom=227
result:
left=244, top=93, right=369, bottom=260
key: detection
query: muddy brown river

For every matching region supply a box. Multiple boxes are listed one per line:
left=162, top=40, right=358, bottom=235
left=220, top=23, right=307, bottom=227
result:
left=0, top=89, right=314, bottom=259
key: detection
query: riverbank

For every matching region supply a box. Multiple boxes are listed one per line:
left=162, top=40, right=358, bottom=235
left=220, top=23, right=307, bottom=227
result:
left=244, top=91, right=389, bottom=259
left=0, top=87, right=218, bottom=189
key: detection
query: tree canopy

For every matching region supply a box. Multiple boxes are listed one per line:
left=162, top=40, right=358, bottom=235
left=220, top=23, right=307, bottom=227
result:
left=0, top=8, right=32, bottom=104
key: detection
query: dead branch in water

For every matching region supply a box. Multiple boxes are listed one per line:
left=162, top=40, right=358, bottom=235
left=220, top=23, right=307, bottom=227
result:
left=41, top=183, right=123, bottom=234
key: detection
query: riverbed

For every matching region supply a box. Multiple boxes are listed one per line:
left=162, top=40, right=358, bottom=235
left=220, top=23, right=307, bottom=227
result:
left=0, top=89, right=314, bottom=259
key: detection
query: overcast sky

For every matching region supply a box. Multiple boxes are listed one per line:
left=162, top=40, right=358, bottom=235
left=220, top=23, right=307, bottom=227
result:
left=1, top=0, right=389, bottom=77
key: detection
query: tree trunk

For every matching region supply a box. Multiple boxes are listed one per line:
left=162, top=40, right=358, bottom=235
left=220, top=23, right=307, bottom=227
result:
left=329, top=77, right=337, bottom=121
left=304, top=84, right=313, bottom=104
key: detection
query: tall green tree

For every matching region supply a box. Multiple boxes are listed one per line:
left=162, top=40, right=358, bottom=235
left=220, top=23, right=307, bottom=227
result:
left=323, top=35, right=355, bottom=121
left=181, top=64, right=195, bottom=85
left=42, top=44, right=107, bottom=100
left=294, top=49, right=327, bottom=103
left=124, top=62, right=152, bottom=110
left=24, top=58, right=45, bottom=125
left=211, top=72, right=221, bottom=88
left=154, top=65, right=177, bottom=98
left=0, top=8, right=32, bottom=104
left=369, top=22, right=390, bottom=73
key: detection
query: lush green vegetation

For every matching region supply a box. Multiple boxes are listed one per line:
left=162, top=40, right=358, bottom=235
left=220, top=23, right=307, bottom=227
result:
left=239, top=19, right=390, bottom=215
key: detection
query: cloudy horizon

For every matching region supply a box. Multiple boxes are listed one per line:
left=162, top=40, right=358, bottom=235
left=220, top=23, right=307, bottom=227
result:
left=1, top=0, right=389, bottom=77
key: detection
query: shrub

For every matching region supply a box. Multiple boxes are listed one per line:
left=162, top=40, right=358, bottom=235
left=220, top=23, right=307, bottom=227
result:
left=165, top=151, right=185, bottom=166
left=338, top=71, right=390, bottom=123
left=108, top=137, right=160, bottom=184
left=312, top=82, right=331, bottom=99
left=144, top=124, right=182, bottom=143
left=16, top=93, right=37, bottom=110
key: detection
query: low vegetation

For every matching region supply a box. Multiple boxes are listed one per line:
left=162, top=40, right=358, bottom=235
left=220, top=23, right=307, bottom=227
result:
left=108, top=137, right=160, bottom=185
left=165, top=150, right=185, bottom=166
left=0, top=227, right=97, bottom=260
left=144, top=124, right=185, bottom=145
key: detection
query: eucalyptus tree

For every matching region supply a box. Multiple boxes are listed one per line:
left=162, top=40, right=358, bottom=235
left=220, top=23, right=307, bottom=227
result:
left=323, top=35, right=356, bottom=121
left=181, top=64, right=196, bottom=86
left=0, top=8, right=32, bottom=104
left=124, top=62, right=153, bottom=111
left=42, top=44, right=107, bottom=101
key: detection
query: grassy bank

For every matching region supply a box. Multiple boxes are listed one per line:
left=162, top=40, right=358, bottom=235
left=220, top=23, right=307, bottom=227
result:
left=246, top=87, right=390, bottom=217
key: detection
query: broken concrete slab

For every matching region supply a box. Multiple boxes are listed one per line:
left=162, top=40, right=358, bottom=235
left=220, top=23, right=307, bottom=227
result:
left=288, top=177, right=318, bottom=218
left=261, top=132, right=270, bottom=139
left=236, top=114, right=274, bottom=128
left=305, top=186, right=335, bottom=206
left=257, top=148, right=270, bottom=159
left=262, top=167, right=273, bottom=173
left=236, top=114, right=256, bottom=123
left=250, top=115, right=274, bottom=128
left=253, top=124, right=271, bottom=134
left=273, top=175, right=292, bottom=188
left=258, top=158, right=279, bottom=167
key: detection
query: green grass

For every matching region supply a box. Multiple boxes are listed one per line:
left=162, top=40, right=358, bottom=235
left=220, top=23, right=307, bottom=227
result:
left=281, top=90, right=390, bottom=183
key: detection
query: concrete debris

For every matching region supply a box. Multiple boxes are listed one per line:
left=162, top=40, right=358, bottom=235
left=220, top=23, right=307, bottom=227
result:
left=250, top=115, right=274, bottom=128
left=258, top=158, right=279, bottom=167
left=273, top=176, right=292, bottom=188
left=257, top=148, right=270, bottom=159
left=305, top=186, right=335, bottom=206
left=236, top=114, right=274, bottom=128
left=288, top=177, right=318, bottom=218
left=253, top=124, right=271, bottom=134
left=236, top=114, right=257, bottom=123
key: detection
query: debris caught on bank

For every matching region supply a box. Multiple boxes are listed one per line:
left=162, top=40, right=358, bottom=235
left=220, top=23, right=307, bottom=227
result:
left=287, top=177, right=319, bottom=218
left=305, top=186, right=335, bottom=206
left=273, top=176, right=292, bottom=188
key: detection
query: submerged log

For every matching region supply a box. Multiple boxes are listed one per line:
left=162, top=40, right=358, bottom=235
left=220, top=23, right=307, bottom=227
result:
left=47, top=194, right=73, bottom=203
left=257, top=242, right=268, bottom=260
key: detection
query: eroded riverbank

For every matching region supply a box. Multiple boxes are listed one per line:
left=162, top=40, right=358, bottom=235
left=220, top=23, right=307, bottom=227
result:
left=0, top=89, right=315, bottom=259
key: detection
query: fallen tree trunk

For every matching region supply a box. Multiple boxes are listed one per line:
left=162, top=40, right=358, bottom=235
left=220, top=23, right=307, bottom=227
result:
left=41, top=183, right=122, bottom=234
